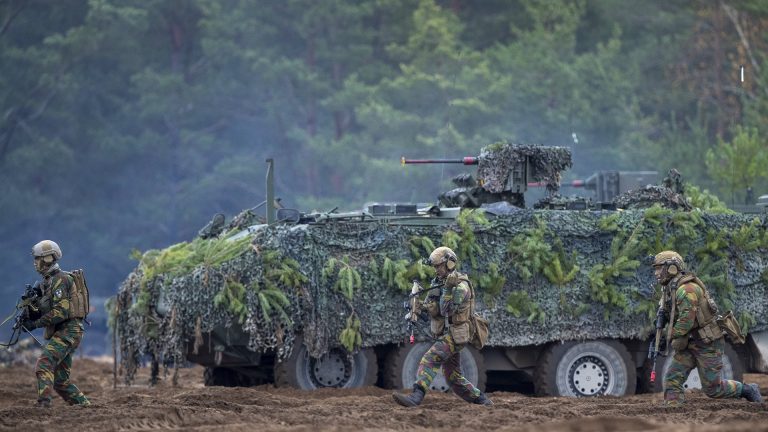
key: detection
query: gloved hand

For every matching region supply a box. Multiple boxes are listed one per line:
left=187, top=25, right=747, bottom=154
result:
left=671, top=336, right=689, bottom=352
left=19, top=318, right=37, bottom=330
left=445, top=272, right=460, bottom=288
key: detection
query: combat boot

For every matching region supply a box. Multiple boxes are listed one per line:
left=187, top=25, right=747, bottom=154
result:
left=35, top=399, right=51, bottom=409
left=741, top=383, right=763, bottom=403
left=70, top=399, right=91, bottom=407
left=474, top=392, right=494, bottom=407
left=393, top=384, right=425, bottom=407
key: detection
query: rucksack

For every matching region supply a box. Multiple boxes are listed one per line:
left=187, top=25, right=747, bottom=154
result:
left=67, top=269, right=90, bottom=319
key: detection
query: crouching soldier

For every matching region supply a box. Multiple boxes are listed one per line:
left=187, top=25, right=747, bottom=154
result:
left=393, top=246, right=492, bottom=407
left=653, top=250, right=762, bottom=407
left=20, top=240, right=90, bottom=408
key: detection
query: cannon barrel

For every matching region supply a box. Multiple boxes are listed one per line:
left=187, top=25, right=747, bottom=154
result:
left=401, top=156, right=478, bottom=166
left=528, top=180, right=585, bottom=188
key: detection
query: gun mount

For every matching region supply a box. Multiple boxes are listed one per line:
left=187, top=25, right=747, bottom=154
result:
left=402, top=143, right=572, bottom=209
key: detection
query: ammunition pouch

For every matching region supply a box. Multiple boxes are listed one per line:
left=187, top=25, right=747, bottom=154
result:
left=717, top=311, right=746, bottom=345
left=696, top=318, right=723, bottom=344
left=430, top=318, right=445, bottom=337
left=450, top=321, right=471, bottom=345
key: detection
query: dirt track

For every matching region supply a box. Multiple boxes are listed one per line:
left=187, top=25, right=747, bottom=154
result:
left=0, top=359, right=767, bottom=431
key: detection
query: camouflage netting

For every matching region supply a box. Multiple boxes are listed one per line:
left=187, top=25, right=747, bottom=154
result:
left=115, top=200, right=768, bottom=383
left=477, top=142, right=573, bottom=195
left=614, top=185, right=692, bottom=210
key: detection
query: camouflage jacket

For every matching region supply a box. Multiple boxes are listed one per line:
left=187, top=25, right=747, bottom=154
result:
left=35, top=269, right=76, bottom=339
left=665, top=276, right=703, bottom=339
left=439, top=272, right=472, bottom=323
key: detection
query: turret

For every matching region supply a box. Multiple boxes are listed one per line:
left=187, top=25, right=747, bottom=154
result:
left=402, top=142, right=572, bottom=208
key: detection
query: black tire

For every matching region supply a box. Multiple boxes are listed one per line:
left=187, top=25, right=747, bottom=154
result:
left=534, top=340, right=636, bottom=397
left=645, top=341, right=744, bottom=393
left=382, top=342, right=486, bottom=392
left=274, top=339, right=377, bottom=389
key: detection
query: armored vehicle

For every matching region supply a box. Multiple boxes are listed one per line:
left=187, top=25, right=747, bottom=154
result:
left=115, top=143, right=768, bottom=397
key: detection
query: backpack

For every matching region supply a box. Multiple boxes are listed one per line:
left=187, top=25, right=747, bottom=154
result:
left=67, top=269, right=91, bottom=319
left=464, top=277, right=490, bottom=350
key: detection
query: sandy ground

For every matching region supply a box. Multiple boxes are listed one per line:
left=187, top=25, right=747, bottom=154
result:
left=0, top=359, right=767, bottom=431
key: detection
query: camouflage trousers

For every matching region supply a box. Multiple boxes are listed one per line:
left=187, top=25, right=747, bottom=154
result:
left=414, top=333, right=482, bottom=402
left=663, top=337, right=742, bottom=403
left=35, top=319, right=89, bottom=405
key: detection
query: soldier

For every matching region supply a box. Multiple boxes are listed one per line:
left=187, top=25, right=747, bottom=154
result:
left=20, top=240, right=90, bottom=408
left=653, top=250, right=762, bottom=407
left=393, top=246, right=492, bottom=407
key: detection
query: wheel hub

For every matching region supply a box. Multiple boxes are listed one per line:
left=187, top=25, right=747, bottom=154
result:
left=307, top=349, right=352, bottom=388
left=568, top=355, right=609, bottom=396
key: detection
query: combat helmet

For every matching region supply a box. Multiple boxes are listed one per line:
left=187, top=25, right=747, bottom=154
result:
left=427, top=246, right=458, bottom=270
left=32, top=240, right=62, bottom=262
left=653, top=250, right=685, bottom=283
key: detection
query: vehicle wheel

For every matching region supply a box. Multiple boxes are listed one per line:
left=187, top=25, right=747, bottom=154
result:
left=274, top=340, right=377, bottom=389
left=648, top=342, right=743, bottom=393
left=204, top=367, right=238, bottom=387
left=382, top=342, right=486, bottom=392
left=535, top=340, right=636, bottom=397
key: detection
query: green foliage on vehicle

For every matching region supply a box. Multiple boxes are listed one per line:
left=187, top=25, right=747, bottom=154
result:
left=339, top=315, right=363, bottom=353
left=213, top=280, right=248, bottom=324
left=476, top=263, right=506, bottom=305
left=506, top=290, right=546, bottom=324
left=506, top=218, right=552, bottom=283
left=323, top=256, right=363, bottom=301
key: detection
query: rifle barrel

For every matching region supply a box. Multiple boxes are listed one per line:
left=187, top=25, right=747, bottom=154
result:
left=401, top=156, right=479, bottom=166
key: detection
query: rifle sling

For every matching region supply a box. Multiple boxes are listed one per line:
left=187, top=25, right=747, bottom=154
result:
left=665, top=289, right=676, bottom=353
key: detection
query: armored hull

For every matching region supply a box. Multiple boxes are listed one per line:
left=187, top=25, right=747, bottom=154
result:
left=115, top=204, right=768, bottom=396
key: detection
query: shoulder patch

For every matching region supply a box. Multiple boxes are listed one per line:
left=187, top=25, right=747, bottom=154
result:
left=53, top=288, right=63, bottom=300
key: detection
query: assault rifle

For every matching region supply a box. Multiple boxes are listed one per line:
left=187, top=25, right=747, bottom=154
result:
left=403, top=279, right=443, bottom=344
left=0, top=282, right=44, bottom=348
left=647, top=307, right=668, bottom=383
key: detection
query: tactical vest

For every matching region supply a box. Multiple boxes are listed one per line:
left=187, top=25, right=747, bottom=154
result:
left=429, top=273, right=474, bottom=344
left=40, top=269, right=90, bottom=339
left=674, top=274, right=723, bottom=343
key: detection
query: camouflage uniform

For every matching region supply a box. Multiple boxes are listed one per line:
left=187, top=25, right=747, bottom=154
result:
left=414, top=275, right=483, bottom=402
left=661, top=275, right=742, bottom=404
left=32, top=267, right=90, bottom=406
left=662, top=273, right=762, bottom=406
left=394, top=246, right=491, bottom=407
